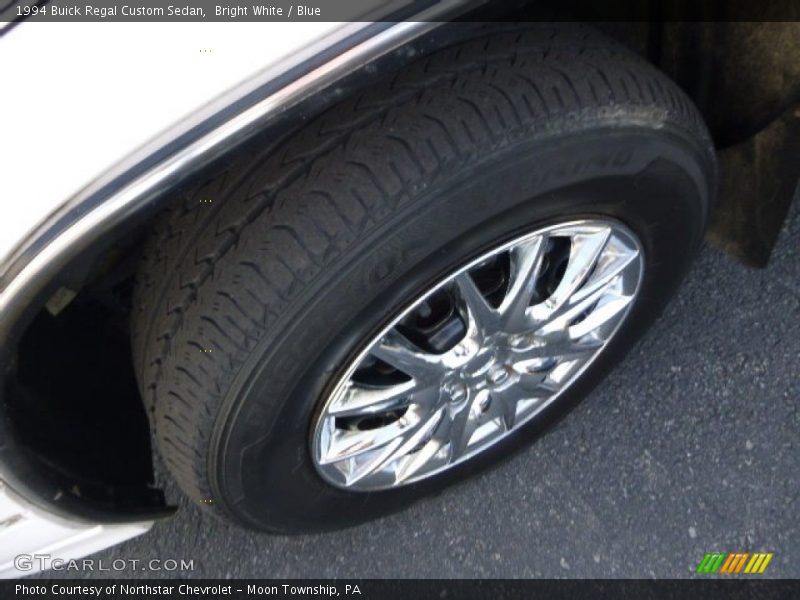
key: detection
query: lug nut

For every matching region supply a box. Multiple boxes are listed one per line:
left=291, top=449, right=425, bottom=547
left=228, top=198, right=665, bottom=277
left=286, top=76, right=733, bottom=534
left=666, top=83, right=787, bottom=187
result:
left=508, top=334, right=527, bottom=348
left=487, top=365, right=508, bottom=385
left=447, top=383, right=468, bottom=404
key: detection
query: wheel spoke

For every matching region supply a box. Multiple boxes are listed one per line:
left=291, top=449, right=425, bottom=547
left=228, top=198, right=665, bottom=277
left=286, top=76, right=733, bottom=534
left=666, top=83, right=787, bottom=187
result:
left=341, top=438, right=405, bottom=486
left=371, top=331, right=445, bottom=382
left=534, top=262, right=626, bottom=334
left=570, top=241, right=639, bottom=305
left=515, top=333, right=603, bottom=362
left=344, top=408, right=445, bottom=486
left=569, top=295, right=633, bottom=339
left=490, top=388, right=520, bottom=430
left=531, top=228, right=611, bottom=322
left=327, top=380, right=417, bottom=417
left=447, top=390, right=487, bottom=460
left=517, top=373, right=560, bottom=397
left=454, top=272, right=500, bottom=337
left=319, top=414, right=417, bottom=465
left=394, top=436, right=447, bottom=483
left=498, top=235, right=547, bottom=331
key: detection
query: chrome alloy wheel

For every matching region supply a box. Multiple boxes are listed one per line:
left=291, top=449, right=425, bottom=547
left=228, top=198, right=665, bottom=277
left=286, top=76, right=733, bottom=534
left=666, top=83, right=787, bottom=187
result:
left=311, top=219, right=644, bottom=491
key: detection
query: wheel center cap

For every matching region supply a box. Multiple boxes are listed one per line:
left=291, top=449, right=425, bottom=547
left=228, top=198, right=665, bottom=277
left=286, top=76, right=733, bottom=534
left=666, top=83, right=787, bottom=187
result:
left=451, top=346, right=510, bottom=394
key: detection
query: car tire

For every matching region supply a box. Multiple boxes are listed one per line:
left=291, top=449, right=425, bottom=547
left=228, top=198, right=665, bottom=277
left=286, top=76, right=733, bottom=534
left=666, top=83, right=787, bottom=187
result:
left=131, top=24, right=716, bottom=532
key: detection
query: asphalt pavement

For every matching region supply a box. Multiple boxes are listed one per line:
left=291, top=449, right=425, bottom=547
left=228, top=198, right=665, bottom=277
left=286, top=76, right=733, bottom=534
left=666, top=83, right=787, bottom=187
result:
left=49, top=199, right=799, bottom=579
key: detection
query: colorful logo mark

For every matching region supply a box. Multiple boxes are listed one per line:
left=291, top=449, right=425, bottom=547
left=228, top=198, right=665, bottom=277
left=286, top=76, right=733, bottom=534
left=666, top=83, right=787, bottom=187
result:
left=696, top=552, right=774, bottom=574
